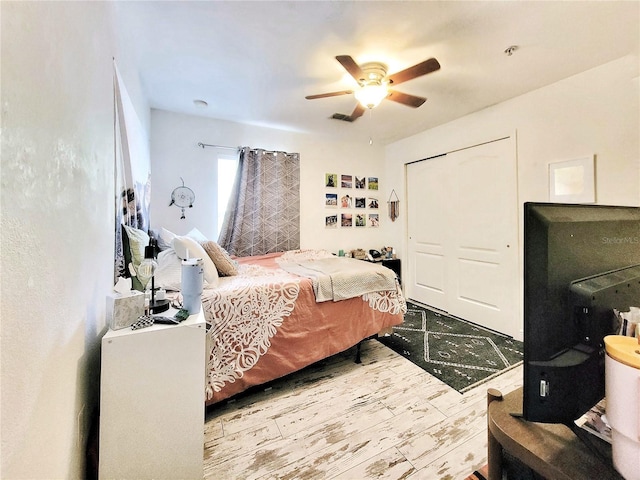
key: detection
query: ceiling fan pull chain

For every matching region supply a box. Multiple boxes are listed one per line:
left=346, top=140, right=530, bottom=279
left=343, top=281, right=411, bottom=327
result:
left=369, top=108, right=374, bottom=145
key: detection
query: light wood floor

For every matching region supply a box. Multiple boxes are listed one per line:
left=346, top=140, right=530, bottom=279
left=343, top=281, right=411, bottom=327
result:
left=204, top=338, right=523, bottom=480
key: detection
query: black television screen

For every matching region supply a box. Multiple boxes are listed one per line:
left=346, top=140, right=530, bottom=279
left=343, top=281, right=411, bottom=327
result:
left=523, top=202, right=640, bottom=424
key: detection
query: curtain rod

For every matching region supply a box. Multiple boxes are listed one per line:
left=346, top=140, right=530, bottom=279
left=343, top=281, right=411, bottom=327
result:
left=198, top=143, right=296, bottom=156
left=197, top=142, right=239, bottom=151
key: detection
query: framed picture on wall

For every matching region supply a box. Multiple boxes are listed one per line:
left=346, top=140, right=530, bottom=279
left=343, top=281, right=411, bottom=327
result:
left=368, top=197, right=379, bottom=209
left=325, top=193, right=338, bottom=207
left=549, top=156, right=595, bottom=203
left=340, top=194, right=352, bottom=208
left=368, top=213, right=379, bottom=227
left=368, top=177, right=379, bottom=190
left=341, top=213, right=353, bottom=227
left=355, top=197, right=366, bottom=208
left=355, top=176, right=366, bottom=189
left=325, top=215, right=338, bottom=228
left=341, top=174, right=353, bottom=188
left=325, top=173, right=337, bottom=188
left=355, top=214, right=366, bottom=227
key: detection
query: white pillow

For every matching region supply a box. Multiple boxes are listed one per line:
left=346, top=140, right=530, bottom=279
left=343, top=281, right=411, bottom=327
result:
left=186, top=227, right=208, bottom=243
left=172, top=236, right=218, bottom=285
left=154, top=249, right=183, bottom=291
left=156, top=227, right=177, bottom=251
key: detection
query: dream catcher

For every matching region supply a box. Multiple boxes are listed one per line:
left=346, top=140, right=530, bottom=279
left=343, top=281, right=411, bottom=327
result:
left=169, top=177, right=195, bottom=219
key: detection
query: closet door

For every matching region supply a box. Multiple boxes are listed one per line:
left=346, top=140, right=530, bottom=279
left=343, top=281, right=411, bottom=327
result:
left=406, top=137, right=519, bottom=338
left=406, top=155, right=453, bottom=312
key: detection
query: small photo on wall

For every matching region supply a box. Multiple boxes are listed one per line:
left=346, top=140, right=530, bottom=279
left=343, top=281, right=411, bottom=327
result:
left=325, top=173, right=337, bottom=188
left=355, top=176, right=366, bottom=189
left=368, top=197, right=379, bottom=209
left=341, top=174, right=353, bottom=188
left=341, top=213, right=353, bottom=227
left=368, top=213, right=379, bottom=227
left=340, top=194, right=352, bottom=208
left=355, top=214, right=366, bottom=227
left=367, top=177, right=379, bottom=190
left=325, top=193, right=338, bottom=207
left=325, top=214, right=338, bottom=228
left=355, top=197, right=366, bottom=208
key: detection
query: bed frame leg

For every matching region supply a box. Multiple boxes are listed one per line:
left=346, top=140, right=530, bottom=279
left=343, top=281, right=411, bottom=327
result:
left=355, top=341, right=363, bottom=364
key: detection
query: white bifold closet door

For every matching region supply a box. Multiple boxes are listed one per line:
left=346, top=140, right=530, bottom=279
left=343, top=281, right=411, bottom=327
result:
left=406, top=137, right=520, bottom=338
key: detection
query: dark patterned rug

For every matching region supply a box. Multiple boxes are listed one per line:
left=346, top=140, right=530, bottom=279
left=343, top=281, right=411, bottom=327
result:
left=378, top=301, right=523, bottom=393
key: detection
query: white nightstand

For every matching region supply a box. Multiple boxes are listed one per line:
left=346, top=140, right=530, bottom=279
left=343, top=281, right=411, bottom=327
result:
left=99, top=310, right=206, bottom=479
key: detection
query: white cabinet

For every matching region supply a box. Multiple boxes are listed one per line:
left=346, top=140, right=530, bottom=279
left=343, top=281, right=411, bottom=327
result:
left=99, top=311, right=206, bottom=479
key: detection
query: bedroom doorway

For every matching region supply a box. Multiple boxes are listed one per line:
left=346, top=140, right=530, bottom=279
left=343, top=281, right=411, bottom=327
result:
left=405, top=137, right=520, bottom=338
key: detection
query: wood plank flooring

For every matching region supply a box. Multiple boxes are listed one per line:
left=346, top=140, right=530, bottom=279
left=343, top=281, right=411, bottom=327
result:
left=204, top=338, right=523, bottom=480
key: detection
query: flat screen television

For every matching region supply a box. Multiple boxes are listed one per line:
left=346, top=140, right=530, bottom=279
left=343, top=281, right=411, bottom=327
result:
left=523, top=202, right=640, bottom=424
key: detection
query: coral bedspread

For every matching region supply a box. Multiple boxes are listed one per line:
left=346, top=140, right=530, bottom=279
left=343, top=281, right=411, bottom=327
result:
left=202, top=250, right=406, bottom=405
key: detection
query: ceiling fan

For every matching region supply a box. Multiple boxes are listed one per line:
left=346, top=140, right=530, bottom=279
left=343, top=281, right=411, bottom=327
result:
left=305, top=55, right=440, bottom=122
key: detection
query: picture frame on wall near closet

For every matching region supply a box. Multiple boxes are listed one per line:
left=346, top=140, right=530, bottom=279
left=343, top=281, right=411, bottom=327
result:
left=549, top=155, right=595, bottom=203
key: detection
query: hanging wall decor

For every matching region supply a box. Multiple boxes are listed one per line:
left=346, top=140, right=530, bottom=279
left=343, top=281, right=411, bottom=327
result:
left=169, top=177, right=195, bottom=219
left=388, top=189, right=399, bottom=222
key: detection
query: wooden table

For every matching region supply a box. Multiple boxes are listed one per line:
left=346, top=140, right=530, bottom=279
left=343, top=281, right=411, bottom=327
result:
left=487, top=387, right=623, bottom=480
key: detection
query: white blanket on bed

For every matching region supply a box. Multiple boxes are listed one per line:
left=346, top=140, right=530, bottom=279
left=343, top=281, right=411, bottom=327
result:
left=279, top=253, right=397, bottom=302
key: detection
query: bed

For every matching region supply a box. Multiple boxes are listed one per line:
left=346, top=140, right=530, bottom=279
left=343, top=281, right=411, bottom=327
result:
left=118, top=225, right=406, bottom=406
left=200, top=248, right=406, bottom=405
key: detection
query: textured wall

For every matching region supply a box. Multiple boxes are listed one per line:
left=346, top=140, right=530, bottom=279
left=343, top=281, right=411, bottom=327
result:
left=1, top=2, right=119, bottom=477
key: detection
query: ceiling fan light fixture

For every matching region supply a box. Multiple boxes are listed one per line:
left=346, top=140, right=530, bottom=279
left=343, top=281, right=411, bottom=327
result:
left=354, top=84, right=389, bottom=109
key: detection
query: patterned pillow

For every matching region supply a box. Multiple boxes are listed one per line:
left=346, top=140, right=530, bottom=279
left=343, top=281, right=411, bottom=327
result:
left=122, top=225, right=150, bottom=291
left=202, top=241, right=238, bottom=276
left=122, top=225, right=150, bottom=271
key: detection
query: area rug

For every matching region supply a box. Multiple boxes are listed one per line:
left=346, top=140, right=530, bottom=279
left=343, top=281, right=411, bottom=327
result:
left=378, top=301, right=523, bottom=393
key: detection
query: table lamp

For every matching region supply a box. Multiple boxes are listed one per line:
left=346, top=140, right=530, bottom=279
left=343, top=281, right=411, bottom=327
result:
left=138, top=239, right=170, bottom=314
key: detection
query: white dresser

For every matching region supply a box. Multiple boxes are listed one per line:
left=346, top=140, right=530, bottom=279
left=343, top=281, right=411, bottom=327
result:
left=99, top=310, right=206, bottom=479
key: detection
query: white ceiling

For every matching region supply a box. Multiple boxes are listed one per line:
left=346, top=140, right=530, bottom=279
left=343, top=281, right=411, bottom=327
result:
left=115, top=1, right=639, bottom=145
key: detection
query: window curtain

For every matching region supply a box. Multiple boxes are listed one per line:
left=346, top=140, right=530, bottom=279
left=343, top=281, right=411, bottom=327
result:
left=218, top=147, right=300, bottom=257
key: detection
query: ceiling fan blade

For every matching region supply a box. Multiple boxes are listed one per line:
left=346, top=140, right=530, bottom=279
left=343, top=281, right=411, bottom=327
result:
left=305, top=90, right=353, bottom=100
left=331, top=103, right=366, bottom=122
left=349, top=103, right=366, bottom=120
left=336, top=55, right=365, bottom=83
left=386, top=90, right=427, bottom=108
left=387, top=58, right=440, bottom=86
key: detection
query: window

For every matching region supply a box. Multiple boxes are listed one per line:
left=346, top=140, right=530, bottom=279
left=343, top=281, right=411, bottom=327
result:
left=216, top=153, right=239, bottom=239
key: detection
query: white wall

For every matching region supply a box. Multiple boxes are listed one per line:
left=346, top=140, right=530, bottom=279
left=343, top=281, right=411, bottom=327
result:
left=387, top=55, right=639, bottom=262
left=150, top=109, right=402, bottom=255
left=0, top=3, right=148, bottom=478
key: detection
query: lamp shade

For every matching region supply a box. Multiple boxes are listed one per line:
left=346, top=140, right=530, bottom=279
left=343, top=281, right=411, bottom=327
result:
left=355, top=84, right=389, bottom=109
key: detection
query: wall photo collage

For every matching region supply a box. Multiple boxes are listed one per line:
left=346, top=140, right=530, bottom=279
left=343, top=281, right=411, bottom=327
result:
left=324, top=173, right=379, bottom=229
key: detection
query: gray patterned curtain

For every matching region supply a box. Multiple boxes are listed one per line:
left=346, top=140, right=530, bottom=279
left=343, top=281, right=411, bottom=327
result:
left=218, top=147, right=300, bottom=257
